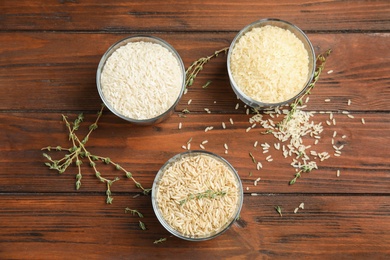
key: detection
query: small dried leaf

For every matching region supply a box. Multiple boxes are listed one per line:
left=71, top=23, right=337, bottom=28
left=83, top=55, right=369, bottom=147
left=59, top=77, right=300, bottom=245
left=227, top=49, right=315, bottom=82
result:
left=275, top=206, right=283, bottom=217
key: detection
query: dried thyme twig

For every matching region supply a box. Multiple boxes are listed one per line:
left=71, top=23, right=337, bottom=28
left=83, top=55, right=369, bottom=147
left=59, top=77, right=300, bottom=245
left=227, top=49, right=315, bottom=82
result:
left=125, top=208, right=144, bottom=218
left=42, top=104, right=150, bottom=204
left=179, top=190, right=227, bottom=206
left=289, top=164, right=317, bottom=185
left=281, top=49, right=332, bottom=127
left=154, top=238, right=167, bottom=244
left=185, top=47, right=229, bottom=88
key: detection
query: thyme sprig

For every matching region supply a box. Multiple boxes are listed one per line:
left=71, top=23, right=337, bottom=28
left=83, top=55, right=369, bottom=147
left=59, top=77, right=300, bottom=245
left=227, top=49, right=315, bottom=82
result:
left=281, top=49, right=332, bottom=127
left=42, top=104, right=150, bottom=204
left=179, top=189, right=227, bottom=206
left=185, top=47, right=229, bottom=88
left=125, top=208, right=144, bottom=218
left=289, top=164, right=316, bottom=185
left=154, top=238, right=167, bottom=244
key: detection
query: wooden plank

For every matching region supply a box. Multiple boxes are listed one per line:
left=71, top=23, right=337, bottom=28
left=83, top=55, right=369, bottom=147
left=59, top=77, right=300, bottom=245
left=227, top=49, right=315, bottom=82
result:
left=0, top=194, right=389, bottom=259
left=0, top=33, right=389, bottom=111
left=1, top=112, right=389, bottom=194
left=1, top=0, right=389, bottom=32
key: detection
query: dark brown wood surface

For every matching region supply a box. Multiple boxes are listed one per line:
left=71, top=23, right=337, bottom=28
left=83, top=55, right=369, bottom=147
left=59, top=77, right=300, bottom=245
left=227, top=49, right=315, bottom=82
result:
left=1, top=1, right=389, bottom=259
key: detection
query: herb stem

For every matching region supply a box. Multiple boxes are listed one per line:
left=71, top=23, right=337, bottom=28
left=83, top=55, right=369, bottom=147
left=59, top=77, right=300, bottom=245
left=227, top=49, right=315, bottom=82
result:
left=185, top=47, right=229, bottom=88
left=281, top=49, right=332, bottom=128
left=42, top=104, right=149, bottom=204
left=179, top=189, right=227, bottom=206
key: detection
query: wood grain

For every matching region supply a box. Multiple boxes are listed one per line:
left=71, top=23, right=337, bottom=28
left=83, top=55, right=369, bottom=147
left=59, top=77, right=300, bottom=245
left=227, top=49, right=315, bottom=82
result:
left=1, top=112, right=389, bottom=195
left=1, top=0, right=389, bottom=32
left=0, top=33, right=389, bottom=111
left=0, top=194, right=389, bottom=259
left=1, top=0, right=390, bottom=258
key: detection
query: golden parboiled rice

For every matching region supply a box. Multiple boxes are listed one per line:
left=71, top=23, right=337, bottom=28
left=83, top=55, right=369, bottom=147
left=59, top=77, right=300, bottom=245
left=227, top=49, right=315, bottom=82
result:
left=155, top=153, right=240, bottom=238
left=230, top=25, right=309, bottom=103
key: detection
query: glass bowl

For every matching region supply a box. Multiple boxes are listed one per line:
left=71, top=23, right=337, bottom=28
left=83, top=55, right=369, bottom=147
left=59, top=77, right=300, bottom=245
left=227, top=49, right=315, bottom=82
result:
left=152, top=150, right=243, bottom=241
left=227, top=18, right=316, bottom=108
left=96, top=35, right=186, bottom=125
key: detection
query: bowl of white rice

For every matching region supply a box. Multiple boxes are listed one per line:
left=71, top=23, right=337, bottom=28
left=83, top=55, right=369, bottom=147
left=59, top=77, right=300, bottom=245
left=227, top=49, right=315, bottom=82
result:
left=227, top=18, right=316, bottom=108
left=96, top=35, right=185, bottom=125
left=152, top=150, right=243, bottom=241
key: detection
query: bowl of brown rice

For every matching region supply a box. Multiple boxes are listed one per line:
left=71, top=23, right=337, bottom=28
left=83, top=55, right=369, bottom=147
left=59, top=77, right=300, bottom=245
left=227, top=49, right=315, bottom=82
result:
left=227, top=18, right=316, bottom=108
left=96, top=35, right=186, bottom=125
left=152, top=150, right=243, bottom=241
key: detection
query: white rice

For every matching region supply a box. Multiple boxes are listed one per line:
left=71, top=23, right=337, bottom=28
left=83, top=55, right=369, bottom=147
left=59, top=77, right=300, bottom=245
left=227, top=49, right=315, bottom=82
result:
left=101, top=41, right=182, bottom=120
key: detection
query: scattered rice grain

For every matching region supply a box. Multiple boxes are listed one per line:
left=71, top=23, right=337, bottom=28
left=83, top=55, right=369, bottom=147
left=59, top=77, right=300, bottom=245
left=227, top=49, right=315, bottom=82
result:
left=257, top=162, right=263, bottom=170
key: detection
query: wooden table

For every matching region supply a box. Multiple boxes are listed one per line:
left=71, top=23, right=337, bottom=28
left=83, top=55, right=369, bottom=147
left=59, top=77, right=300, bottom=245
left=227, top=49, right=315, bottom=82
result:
left=1, top=1, right=389, bottom=259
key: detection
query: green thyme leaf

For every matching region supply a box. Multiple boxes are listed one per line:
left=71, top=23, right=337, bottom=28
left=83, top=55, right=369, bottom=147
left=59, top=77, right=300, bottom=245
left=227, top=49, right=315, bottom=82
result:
left=275, top=206, right=283, bottom=217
